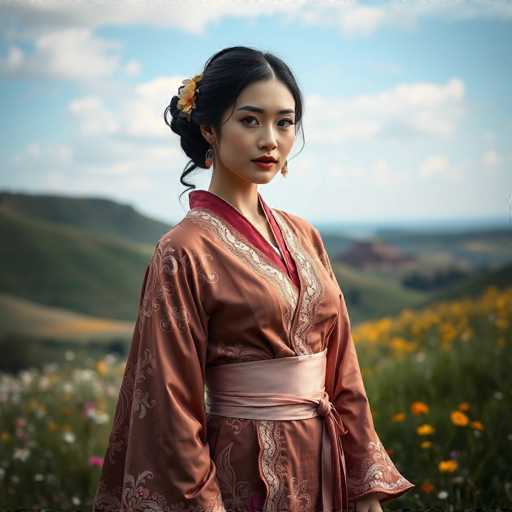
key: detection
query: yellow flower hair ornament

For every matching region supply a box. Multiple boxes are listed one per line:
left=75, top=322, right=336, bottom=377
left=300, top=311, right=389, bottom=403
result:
left=176, top=73, right=203, bottom=122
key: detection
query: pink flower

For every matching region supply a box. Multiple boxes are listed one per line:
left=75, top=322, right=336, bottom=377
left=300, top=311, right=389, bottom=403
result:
left=89, top=455, right=104, bottom=467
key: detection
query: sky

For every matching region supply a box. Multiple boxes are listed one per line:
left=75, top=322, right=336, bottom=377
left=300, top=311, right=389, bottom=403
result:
left=0, top=0, right=511, bottom=226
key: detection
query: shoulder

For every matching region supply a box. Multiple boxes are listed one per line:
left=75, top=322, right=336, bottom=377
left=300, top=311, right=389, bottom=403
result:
left=272, top=208, right=319, bottom=238
left=272, top=207, right=323, bottom=248
left=155, top=217, right=210, bottom=257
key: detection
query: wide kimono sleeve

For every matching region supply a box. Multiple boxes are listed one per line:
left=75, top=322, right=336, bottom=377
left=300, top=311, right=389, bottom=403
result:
left=310, top=226, right=416, bottom=506
left=92, top=240, right=226, bottom=512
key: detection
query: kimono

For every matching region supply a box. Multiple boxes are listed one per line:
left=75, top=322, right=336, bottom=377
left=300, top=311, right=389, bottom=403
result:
left=92, top=189, right=415, bottom=512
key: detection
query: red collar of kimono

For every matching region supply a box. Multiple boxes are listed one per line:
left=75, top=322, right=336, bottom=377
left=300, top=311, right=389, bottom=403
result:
left=188, top=189, right=300, bottom=289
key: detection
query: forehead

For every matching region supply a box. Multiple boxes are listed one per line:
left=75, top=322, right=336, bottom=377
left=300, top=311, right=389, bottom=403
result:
left=235, top=79, right=295, bottom=112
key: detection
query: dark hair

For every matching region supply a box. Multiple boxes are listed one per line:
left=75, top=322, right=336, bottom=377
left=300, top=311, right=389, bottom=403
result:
left=163, top=46, right=305, bottom=202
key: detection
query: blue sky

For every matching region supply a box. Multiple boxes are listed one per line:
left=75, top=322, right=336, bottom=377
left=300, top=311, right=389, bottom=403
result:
left=1, top=0, right=511, bottom=226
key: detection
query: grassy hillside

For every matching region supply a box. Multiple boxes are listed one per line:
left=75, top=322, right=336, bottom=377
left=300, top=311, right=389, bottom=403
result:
left=330, top=260, right=428, bottom=324
left=0, top=190, right=172, bottom=245
left=419, top=261, right=512, bottom=307
left=0, top=292, right=133, bottom=342
left=0, top=206, right=153, bottom=321
left=0, top=286, right=509, bottom=509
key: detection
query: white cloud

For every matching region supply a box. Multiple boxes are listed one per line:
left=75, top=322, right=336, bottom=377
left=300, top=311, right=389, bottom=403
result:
left=0, top=27, right=125, bottom=81
left=0, top=0, right=510, bottom=52
left=67, top=76, right=185, bottom=139
left=481, top=149, right=502, bottom=169
left=68, top=96, right=119, bottom=136
left=13, top=142, right=74, bottom=167
left=418, top=154, right=464, bottom=181
left=305, top=78, right=465, bottom=144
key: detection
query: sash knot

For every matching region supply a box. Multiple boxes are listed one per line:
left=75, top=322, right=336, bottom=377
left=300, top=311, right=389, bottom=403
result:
left=317, top=394, right=333, bottom=417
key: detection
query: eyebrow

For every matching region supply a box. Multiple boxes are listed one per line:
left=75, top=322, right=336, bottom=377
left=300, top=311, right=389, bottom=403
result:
left=237, top=105, right=295, bottom=115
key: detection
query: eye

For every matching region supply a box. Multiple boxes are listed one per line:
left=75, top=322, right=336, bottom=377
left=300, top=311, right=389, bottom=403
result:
left=241, top=116, right=258, bottom=126
left=279, top=118, right=295, bottom=128
left=240, top=116, right=295, bottom=128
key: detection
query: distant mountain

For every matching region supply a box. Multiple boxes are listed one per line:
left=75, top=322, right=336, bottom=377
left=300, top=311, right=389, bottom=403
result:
left=338, top=240, right=416, bottom=270
left=0, top=190, right=172, bottom=245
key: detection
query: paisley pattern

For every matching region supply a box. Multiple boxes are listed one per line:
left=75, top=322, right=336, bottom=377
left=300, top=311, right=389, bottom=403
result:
left=347, top=438, right=413, bottom=499
left=93, top=470, right=226, bottom=512
left=186, top=208, right=298, bottom=333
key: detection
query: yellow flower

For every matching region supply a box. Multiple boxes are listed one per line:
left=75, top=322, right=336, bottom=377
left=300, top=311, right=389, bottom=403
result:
left=410, top=401, right=429, bottom=415
left=47, top=420, right=59, bottom=432
left=417, top=424, right=435, bottom=436
left=0, top=431, right=11, bottom=442
left=439, top=459, right=458, bottom=473
left=391, top=412, right=406, bottom=422
left=470, top=421, right=485, bottom=431
left=450, top=411, right=469, bottom=427
left=420, top=440, right=432, bottom=449
left=177, top=73, right=203, bottom=120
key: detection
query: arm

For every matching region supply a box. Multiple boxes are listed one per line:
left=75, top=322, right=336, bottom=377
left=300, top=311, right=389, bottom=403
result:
left=311, top=227, right=415, bottom=506
left=93, top=240, right=225, bottom=511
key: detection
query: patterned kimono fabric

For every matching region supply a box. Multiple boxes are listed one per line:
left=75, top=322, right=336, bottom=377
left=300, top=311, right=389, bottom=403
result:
left=92, top=189, right=415, bottom=512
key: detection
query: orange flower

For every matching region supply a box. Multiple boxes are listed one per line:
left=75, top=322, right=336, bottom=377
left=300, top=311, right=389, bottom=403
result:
left=439, top=459, right=458, bottom=473
left=417, top=424, right=435, bottom=436
left=470, top=421, right=485, bottom=431
left=391, top=412, right=406, bottom=422
left=450, top=411, right=469, bottom=427
left=177, top=73, right=203, bottom=120
left=420, top=482, right=434, bottom=493
left=458, top=402, right=470, bottom=412
left=95, top=360, right=109, bottom=376
left=410, top=401, right=429, bottom=415
left=420, top=440, right=432, bottom=449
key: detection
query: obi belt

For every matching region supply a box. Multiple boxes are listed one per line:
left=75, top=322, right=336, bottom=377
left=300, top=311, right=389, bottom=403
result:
left=205, top=348, right=350, bottom=512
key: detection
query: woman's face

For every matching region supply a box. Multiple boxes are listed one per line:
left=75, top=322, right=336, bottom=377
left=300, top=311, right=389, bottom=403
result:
left=210, top=78, right=296, bottom=185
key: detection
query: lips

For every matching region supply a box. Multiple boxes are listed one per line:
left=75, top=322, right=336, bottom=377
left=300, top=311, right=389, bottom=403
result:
left=252, top=157, right=277, bottom=163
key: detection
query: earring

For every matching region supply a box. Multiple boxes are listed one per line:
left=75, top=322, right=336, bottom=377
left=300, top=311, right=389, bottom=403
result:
left=280, top=159, right=288, bottom=177
left=205, top=147, right=214, bottom=168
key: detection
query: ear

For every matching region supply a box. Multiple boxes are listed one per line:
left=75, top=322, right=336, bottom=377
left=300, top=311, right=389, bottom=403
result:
left=199, top=124, right=216, bottom=146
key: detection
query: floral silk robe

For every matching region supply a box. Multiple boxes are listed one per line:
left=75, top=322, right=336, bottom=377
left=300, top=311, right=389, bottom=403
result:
left=92, top=189, right=415, bottom=512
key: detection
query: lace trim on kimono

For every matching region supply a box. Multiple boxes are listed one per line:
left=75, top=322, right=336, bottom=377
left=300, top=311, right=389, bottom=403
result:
left=255, top=421, right=313, bottom=512
left=93, top=470, right=226, bottom=511
left=256, top=420, right=288, bottom=512
left=346, top=437, right=414, bottom=500
left=185, top=208, right=298, bottom=331
left=272, top=211, right=324, bottom=355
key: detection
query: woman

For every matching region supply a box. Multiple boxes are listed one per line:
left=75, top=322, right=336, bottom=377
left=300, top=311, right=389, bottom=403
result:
left=92, top=46, right=415, bottom=512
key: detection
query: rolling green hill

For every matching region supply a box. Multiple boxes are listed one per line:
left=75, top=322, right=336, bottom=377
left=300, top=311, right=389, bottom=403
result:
left=330, top=261, right=428, bottom=324
left=0, top=190, right=172, bottom=245
left=0, top=205, right=153, bottom=321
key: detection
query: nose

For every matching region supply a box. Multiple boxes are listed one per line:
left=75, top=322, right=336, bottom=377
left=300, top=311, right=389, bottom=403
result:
left=259, top=124, right=278, bottom=150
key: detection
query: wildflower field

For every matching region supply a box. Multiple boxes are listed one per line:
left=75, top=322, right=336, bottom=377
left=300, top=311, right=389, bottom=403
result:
left=0, top=286, right=510, bottom=510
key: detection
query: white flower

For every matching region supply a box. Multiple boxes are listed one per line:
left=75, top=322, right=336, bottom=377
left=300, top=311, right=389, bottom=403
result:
left=63, top=431, right=76, bottom=444
left=437, top=490, right=448, bottom=499
left=65, top=351, right=75, bottom=361
left=34, top=473, right=44, bottom=482
left=72, top=496, right=81, bottom=505
left=13, top=448, right=30, bottom=462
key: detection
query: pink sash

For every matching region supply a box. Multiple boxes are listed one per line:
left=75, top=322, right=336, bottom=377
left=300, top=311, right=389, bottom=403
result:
left=205, top=349, right=350, bottom=512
